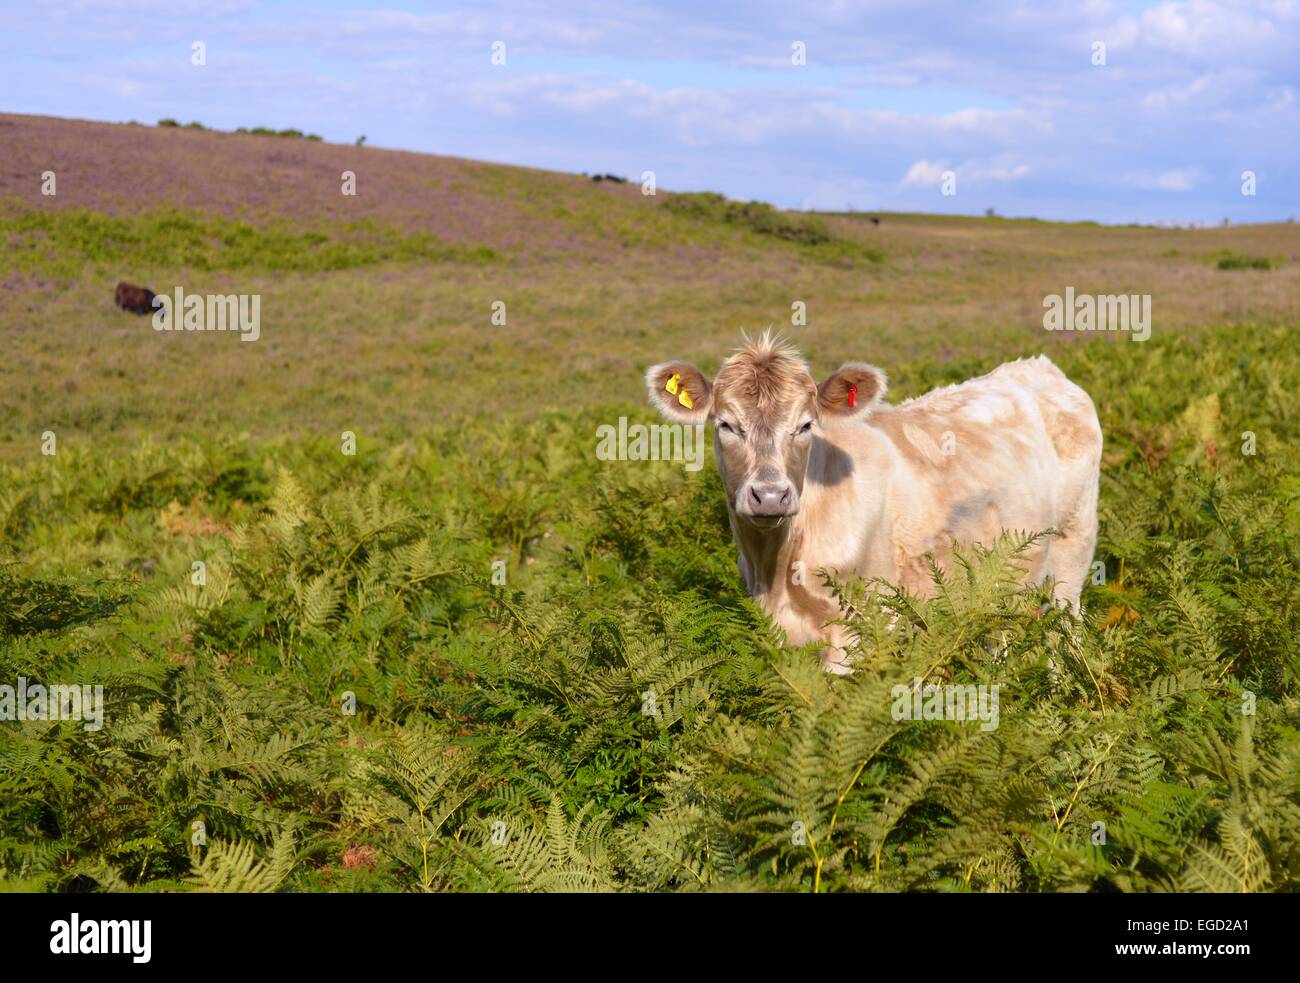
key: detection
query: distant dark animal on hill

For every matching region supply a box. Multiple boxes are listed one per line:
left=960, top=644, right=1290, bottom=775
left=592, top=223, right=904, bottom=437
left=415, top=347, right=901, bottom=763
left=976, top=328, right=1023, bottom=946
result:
left=592, top=174, right=627, bottom=183
left=115, top=282, right=157, bottom=315
left=870, top=217, right=881, bottom=226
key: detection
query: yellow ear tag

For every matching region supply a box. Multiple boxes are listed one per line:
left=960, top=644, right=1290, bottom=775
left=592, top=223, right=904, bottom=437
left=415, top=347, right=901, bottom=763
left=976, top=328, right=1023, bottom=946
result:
left=665, top=373, right=680, bottom=395
left=678, top=388, right=694, bottom=409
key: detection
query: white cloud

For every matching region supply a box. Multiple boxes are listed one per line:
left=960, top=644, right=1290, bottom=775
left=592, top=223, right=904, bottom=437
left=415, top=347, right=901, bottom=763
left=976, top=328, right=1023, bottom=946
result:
left=1127, top=169, right=1200, bottom=191
left=1140, top=0, right=1286, bottom=56
left=903, top=156, right=1029, bottom=188
left=1143, top=74, right=1214, bottom=111
left=843, top=72, right=923, bottom=88
left=964, top=161, right=1031, bottom=182
left=902, top=159, right=950, bottom=187
left=1155, top=170, right=1197, bottom=191
left=101, top=78, right=144, bottom=97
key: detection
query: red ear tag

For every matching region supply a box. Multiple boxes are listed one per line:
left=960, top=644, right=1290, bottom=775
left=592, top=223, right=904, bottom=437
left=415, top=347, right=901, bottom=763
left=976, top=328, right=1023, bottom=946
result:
left=848, top=384, right=857, bottom=408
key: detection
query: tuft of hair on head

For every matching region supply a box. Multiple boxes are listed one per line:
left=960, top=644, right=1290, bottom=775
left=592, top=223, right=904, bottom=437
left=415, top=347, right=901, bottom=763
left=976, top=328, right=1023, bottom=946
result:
left=716, top=328, right=814, bottom=411
left=734, top=326, right=802, bottom=364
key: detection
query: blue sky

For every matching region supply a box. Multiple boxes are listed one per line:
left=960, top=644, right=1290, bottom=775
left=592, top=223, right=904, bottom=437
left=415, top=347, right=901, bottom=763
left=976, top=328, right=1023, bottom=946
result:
left=6, top=0, right=1298, bottom=223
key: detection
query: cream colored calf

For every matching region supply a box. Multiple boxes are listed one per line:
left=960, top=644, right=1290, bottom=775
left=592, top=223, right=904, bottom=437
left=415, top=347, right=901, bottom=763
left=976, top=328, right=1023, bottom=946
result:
left=647, top=334, right=1102, bottom=673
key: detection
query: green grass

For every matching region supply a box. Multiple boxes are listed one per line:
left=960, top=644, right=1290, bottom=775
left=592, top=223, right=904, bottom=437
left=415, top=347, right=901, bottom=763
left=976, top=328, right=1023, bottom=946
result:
left=2, top=322, right=1296, bottom=892
left=234, top=126, right=323, bottom=141
left=158, top=119, right=321, bottom=139
left=662, top=190, right=884, bottom=263
left=1217, top=253, right=1274, bottom=271
left=0, top=206, right=499, bottom=281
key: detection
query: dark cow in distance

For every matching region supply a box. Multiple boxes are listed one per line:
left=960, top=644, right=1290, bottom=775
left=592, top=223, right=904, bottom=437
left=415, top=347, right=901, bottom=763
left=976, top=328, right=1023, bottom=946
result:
left=115, top=282, right=157, bottom=315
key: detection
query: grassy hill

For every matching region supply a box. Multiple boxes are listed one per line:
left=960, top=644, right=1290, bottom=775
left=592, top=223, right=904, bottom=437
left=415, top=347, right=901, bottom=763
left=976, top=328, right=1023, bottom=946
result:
left=3, top=112, right=1298, bottom=457
left=1, top=113, right=1297, bottom=893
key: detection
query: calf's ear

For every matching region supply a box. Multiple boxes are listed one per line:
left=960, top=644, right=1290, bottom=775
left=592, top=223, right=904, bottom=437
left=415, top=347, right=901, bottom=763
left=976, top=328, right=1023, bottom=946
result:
left=817, top=362, right=887, bottom=416
left=646, top=361, right=713, bottom=424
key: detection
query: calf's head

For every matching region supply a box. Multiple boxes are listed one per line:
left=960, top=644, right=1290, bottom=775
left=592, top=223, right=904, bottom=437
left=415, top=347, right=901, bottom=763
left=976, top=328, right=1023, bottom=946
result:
left=647, top=335, right=886, bottom=528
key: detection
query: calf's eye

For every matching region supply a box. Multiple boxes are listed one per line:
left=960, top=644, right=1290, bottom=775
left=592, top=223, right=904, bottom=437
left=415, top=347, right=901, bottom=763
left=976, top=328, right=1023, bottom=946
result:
left=797, top=421, right=813, bottom=435
left=718, top=420, right=735, bottom=434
